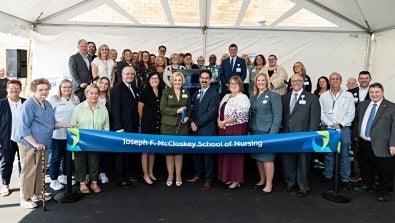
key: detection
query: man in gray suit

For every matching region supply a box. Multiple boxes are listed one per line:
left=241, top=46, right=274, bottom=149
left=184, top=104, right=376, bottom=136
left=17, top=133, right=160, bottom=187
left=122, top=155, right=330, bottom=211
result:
left=353, top=83, right=395, bottom=202
left=189, top=70, right=220, bottom=190
left=281, top=74, right=321, bottom=197
left=69, top=39, right=93, bottom=101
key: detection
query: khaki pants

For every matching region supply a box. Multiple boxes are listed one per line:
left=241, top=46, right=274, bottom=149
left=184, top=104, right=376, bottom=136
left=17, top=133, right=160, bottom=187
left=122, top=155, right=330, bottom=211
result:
left=18, top=144, right=48, bottom=200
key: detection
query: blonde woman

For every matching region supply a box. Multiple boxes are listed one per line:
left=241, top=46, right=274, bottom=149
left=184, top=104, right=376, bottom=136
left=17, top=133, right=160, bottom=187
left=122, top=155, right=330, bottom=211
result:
left=71, top=85, right=109, bottom=194
left=48, top=80, right=80, bottom=191
left=92, top=44, right=115, bottom=85
left=160, top=72, right=191, bottom=187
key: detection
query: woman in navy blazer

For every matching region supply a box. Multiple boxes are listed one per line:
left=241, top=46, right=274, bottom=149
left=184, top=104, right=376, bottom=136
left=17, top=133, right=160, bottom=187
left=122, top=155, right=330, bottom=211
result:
left=250, top=73, right=282, bottom=195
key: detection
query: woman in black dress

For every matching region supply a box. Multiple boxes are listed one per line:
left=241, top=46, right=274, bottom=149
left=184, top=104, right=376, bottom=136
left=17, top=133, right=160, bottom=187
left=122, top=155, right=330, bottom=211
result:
left=138, top=73, right=163, bottom=185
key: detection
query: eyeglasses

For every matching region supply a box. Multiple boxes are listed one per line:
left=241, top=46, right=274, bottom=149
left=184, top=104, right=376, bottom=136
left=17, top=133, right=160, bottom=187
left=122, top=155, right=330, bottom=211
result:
left=229, top=82, right=239, bottom=86
left=290, top=80, right=303, bottom=83
left=268, top=58, right=276, bottom=61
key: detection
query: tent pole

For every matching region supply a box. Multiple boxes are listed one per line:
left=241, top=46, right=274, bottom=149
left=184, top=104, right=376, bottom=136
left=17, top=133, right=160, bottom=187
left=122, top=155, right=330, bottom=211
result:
left=364, top=32, right=374, bottom=71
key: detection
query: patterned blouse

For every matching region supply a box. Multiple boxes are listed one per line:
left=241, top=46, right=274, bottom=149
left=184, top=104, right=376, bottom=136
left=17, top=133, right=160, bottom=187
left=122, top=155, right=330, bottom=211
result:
left=219, top=92, right=250, bottom=126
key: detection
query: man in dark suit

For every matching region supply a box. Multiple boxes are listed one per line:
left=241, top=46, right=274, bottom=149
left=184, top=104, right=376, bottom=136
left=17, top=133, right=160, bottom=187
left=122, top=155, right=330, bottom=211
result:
left=188, top=70, right=220, bottom=190
left=348, top=71, right=372, bottom=182
left=111, top=66, right=140, bottom=189
left=219, top=43, right=246, bottom=97
left=69, top=39, right=93, bottom=101
left=0, top=79, right=25, bottom=197
left=353, top=83, right=395, bottom=202
left=281, top=74, right=321, bottom=197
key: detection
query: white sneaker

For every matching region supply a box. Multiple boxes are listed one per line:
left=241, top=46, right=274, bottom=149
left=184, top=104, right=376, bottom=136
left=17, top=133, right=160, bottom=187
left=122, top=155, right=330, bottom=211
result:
left=20, top=199, right=37, bottom=209
left=99, top=173, right=109, bottom=184
left=59, top=175, right=77, bottom=185
left=31, top=193, right=52, bottom=202
left=50, top=180, right=65, bottom=191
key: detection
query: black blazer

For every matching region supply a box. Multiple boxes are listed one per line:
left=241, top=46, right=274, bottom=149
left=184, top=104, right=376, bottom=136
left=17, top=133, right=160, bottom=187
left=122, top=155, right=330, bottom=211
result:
left=281, top=90, right=320, bottom=133
left=110, top=81, right=139, bottom=133
left=0, top=97, right=26, bottom=149
left=348, top=87, right=370, bottom=109
left=191, top=87, right=220, bottom=136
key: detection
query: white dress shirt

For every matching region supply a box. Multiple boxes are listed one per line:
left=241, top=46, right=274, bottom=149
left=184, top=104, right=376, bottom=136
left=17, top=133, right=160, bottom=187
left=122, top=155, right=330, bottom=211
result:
left=359, top=87, right=369, bottom=102
left=360, top=99, right=382, bottom=141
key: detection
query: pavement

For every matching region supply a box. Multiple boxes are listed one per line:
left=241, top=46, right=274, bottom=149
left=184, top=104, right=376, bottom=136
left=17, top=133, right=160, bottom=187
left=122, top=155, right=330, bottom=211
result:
left=1, top=154, right=394, bottom=223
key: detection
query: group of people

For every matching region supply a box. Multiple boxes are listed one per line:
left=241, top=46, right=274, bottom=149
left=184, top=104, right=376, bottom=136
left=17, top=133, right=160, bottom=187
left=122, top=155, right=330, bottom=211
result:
left=0, top=41, right=394, bottom=210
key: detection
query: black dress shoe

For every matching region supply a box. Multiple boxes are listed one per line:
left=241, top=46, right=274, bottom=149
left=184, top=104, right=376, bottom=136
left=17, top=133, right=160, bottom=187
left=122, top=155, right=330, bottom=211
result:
left=119, top=181, right=133, bottom=189
left=376, top=194, right=390, bottom=202
left=354, top=184, right=374, bottom=192
left=321, top=177, right=332, bottom=185
left=342, top=182, right=351, bottom=191
left=259, top=190, right=271, bottom=195
left=253, top=183, right=265, bottom=189
left=128, top=177, right=139, bottom=183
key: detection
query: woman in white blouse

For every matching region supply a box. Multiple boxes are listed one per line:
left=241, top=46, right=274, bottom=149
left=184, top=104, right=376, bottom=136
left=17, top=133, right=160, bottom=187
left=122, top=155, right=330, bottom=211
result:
left=91, top=44, right=115, bottom=86
left=217, top=75, right=250, bottom=190
left=48, top=79, right=79, bottom=191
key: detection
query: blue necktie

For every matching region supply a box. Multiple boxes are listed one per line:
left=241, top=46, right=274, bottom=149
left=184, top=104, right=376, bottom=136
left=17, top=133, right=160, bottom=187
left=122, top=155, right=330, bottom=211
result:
left=364, top=103, right=377, bottom=137
left=230, top=58, right=234, bottom=69
left=200, top=90, right=205, bottom=102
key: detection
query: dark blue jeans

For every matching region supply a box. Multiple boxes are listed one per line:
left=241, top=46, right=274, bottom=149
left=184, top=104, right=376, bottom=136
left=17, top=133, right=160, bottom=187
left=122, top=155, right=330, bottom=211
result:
left=49, top=139, right=67, bottom=180
left=0, top=141, right=20, bottom=185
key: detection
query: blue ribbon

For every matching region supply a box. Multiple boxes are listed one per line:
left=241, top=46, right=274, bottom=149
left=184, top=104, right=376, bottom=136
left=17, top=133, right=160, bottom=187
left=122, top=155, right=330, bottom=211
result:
left=67, top=128, right=340, bottom=153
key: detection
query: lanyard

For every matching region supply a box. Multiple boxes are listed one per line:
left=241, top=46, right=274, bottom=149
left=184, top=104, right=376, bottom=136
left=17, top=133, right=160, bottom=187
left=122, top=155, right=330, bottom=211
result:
left=329, top=90, right=343, bottom=110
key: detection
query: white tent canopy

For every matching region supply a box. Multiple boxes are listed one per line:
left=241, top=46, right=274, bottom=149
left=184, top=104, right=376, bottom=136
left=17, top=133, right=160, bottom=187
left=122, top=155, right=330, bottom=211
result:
left=0, top=0, right=394, bottom=99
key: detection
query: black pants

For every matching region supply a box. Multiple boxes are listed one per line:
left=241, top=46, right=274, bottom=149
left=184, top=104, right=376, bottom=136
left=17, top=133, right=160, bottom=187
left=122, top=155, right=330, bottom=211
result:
left=115, top=153, right=132, bottom=184
left=358, top=138, right=395, bottom=193
left=0, top=141, right=21, bottom=185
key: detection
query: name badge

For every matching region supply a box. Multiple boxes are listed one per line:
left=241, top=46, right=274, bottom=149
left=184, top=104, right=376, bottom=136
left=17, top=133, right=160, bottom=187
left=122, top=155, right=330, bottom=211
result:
left=236, top=68, right=241, bottom=73
left=354, top=98, right=358, bottom=103
left=328, top=110, right=334, bottom=114
left=304, top=81, right=309, bottom=85
left=182, top=94, right=188, bottom=98
left=299, top=100, right=306, bottom=105
left=169, top=95, right=173, bottom=99
left=262, top=100, right=268, bottom=104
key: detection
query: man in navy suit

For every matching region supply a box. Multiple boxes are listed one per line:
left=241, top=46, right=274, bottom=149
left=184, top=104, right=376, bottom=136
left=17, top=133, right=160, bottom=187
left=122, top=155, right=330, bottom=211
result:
left=219, top=44, right=246, bottom=97
left=353, top=83, right=395, bottom=202
left=0, top=79, right=25, bottom=196
left=69, top=39, right=93, bottom=101
left=281, top=74, right=321, bottom=197
left=348, top=71, right=372, bottom=182
left=189, top=70, right=220, bottom=190
left=111, top=66, right=140, bottom=189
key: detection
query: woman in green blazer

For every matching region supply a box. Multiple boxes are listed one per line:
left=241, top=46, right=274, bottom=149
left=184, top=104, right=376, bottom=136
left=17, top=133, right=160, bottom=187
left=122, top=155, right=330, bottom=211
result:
left=160, top=72, right=191, bottom=187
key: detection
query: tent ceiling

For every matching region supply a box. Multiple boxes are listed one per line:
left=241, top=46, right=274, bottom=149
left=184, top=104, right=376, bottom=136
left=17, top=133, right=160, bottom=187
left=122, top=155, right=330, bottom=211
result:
left=0, top=0, right=394, bottom=33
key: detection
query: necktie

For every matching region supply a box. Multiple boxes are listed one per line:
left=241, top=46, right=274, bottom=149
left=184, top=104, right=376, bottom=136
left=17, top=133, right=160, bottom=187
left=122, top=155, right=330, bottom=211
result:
left=128, top=85, right=136, bottom=98
left=290, top=93, right=298, bottom=113
left=364, top=103, right=377, bottom=137
left=200, top=90, right=205, bottom=102
left=230, top=57, right=234, bottom=69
